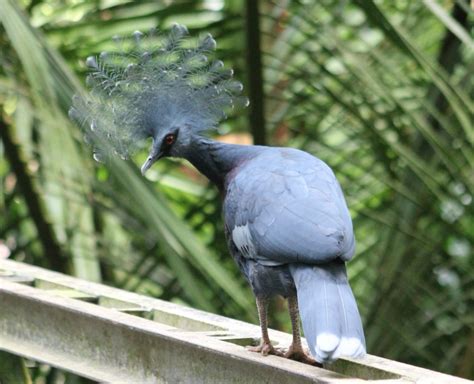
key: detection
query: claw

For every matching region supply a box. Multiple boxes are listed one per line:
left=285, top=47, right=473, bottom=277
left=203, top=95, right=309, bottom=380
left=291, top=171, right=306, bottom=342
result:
left=246, top=342, right=283, bottom=357
left=284, top=344, right=321, bottom=366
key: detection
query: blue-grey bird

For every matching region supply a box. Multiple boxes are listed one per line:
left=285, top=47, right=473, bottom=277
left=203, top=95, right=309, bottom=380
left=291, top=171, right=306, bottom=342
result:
left=70, top=24, right=366, bottom=364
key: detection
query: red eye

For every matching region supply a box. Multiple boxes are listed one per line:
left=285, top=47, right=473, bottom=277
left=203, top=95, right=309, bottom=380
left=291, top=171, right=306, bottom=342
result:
left=165, top=134, right=175, bottom=146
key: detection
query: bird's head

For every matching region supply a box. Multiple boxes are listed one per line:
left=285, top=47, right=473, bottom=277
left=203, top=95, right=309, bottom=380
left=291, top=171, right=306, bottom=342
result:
left=138, top=100, right=203, bottom=175
left=141, top=124, right=194, bottom=175
left=141, top=130, right=176, bottom=175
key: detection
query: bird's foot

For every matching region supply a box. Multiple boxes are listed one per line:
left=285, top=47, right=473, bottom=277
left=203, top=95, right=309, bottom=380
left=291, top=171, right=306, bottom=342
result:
left=246, top=342, right=284, bottom=357
left=284, top=344, right=320, bottom=366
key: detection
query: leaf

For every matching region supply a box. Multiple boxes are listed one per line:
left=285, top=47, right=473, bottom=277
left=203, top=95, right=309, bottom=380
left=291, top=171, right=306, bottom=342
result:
left=0, top=352, right=32, bottom=384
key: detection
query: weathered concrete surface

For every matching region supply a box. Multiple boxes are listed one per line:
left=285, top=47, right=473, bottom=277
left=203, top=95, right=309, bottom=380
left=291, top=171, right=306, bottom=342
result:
left=0, top=260, right=470, bottom=383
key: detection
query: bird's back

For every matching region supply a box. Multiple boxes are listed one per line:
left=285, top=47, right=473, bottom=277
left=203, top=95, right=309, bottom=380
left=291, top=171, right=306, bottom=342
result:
left=224, top=146, right=355, bottom=267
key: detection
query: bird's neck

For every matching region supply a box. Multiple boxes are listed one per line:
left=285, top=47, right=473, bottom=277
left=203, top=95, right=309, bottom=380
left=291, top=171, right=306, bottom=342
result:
left=182, top=136, right=260, bottom=189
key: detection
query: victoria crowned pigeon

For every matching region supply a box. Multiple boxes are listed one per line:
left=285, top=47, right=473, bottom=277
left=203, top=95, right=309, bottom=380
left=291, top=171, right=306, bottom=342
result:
left=70, top=24, right=366, bottom=364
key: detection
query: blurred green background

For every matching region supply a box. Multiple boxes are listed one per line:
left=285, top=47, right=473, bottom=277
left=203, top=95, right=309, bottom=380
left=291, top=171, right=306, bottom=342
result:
left=0, top=0, right=472, bottom=382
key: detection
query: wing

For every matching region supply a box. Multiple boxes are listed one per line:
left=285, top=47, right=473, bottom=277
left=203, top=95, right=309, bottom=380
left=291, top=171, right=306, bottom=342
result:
left=224, top=148, right=355, bottom=266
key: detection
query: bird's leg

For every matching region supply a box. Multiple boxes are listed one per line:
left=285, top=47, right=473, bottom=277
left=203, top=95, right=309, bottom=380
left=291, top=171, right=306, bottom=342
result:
left=285, top=295, right=319, bottom=365
left=247, top=297, right=283, bottom=356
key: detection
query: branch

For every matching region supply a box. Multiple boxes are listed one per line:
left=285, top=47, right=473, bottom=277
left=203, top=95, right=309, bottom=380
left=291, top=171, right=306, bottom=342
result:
left=0, top=115, right=67, bottom=273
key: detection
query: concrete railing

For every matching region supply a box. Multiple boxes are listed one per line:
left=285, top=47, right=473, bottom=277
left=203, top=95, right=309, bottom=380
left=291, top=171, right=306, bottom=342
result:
left=0, top=260, right=470, bottom=383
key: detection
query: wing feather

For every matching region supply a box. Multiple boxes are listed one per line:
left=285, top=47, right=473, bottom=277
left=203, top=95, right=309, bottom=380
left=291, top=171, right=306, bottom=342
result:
left=224, top=148, right=355, bottom=265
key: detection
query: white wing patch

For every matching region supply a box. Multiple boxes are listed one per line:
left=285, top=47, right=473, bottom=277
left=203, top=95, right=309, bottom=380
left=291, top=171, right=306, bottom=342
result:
left=232, top=224, right=256, bottom=258
left=232, top=224, right=285, bottom=266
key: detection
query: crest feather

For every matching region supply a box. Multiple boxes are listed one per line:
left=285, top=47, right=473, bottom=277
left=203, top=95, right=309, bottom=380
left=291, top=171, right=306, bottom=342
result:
left=69, top=24, right=248, bottom=161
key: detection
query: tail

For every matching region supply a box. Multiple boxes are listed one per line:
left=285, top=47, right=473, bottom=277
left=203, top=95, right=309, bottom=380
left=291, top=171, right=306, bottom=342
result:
left=290, top=261, right=366, bottom=363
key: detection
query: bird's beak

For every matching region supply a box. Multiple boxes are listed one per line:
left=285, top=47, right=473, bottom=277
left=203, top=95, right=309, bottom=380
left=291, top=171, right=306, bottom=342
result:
left=141, top=148, right=163, bottom=175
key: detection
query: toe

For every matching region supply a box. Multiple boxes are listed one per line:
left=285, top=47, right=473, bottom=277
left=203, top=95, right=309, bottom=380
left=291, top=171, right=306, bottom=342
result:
left=246, top=345, right=261, bottom=353
left=285, top=347, right=320, bottom=366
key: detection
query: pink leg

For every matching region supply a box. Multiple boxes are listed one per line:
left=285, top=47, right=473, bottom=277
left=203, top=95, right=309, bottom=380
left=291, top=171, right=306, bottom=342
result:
left=285, top=295, right=319, bottom=366
left=246, top=297, right=283, bottom=356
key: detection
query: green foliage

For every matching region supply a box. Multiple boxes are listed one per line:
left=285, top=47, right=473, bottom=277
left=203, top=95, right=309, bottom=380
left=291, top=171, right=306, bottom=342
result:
left=0, top=352, right=31, bottom=384
left=0, top=0, right=472, bottom=380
